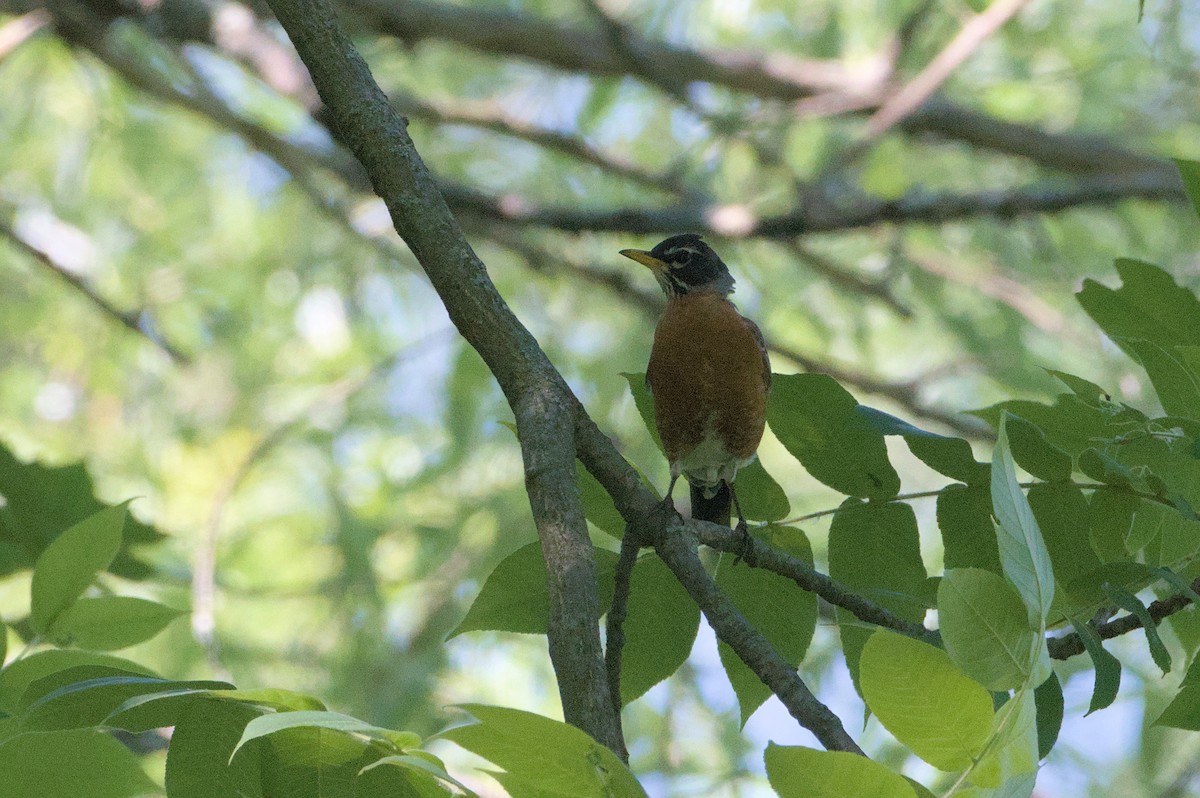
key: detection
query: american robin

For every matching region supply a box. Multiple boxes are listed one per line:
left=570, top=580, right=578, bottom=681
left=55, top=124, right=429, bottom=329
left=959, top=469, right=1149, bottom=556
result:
left=620, top=234, right=771, bottom=533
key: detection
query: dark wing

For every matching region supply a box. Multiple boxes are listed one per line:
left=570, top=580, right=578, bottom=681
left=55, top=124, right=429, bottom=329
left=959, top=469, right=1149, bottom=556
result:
left=747, top=318, right=772, bottom=391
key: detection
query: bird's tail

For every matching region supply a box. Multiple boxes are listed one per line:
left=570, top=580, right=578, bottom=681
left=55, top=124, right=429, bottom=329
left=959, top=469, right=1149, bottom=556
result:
left=690, top=481, right=731, bottom=527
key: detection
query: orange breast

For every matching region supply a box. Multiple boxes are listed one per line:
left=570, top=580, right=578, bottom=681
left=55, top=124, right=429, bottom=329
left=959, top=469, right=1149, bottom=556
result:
left=646, top=292, right=770, bottom=467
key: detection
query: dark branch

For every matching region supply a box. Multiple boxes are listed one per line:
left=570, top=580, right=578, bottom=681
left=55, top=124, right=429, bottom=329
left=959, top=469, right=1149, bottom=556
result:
left=1047, top=578, right=1200, bottom=660
left=692, top=522, right=940, bottom=647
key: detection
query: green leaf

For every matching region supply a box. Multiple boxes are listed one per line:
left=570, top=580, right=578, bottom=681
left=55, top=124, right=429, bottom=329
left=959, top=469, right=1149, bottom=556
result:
left=938, top=568, right=1042, bottom=691
left=937, top=484, right=1002, bottom=573
left=46, top=595, right=186, bottom=650
left=30, top=503, right=128, bottom=633
left=439, top=704, right=648, bottom=798
left=859, top=630, right=993, bottom=771
left=0, top=728, right=159, bottom=797
left=1028, top=483, right=1102, bottom=615
left=766, top=374, right=900, bottom=499
left=715, top=525, right=817, bottom=723
left=232, top=711, right=420, bottom=759
left=213, top=688, right=328, bottom=712
left=763, top=743, right=916, bottom=798
left=1045, top=369, right=1109, bottom=402
left=0, top=445, right=163, bottom=580
left=166, top=698, right=266, bottom=798
left=733, top=458, right=790, bottom=522
left=1004, top=415, right=1072, bottom=482
left=1077, top=259, right=1200, bottom=420
left=829, top=500, right=930, bottom=694
left=0, top=650, right=156, bottom=714
left=576, top=461, right=626, bottom=538
left=1088, top=489, right=1139, bottom=562
left=1035, top=671, right=1064, bottom=760
left=20, top=673, right=232, bottom=732
left=1154, top=655, right=1200, bottom=730
left=1176, top=159, right=1200, bottom=220
left=1069, top=618, right=1121, bottom=715
left=621, top=372, right=662, bottom=453
left=619, top=553, right=700, bottom=705
left=449, top=541, right=619, bottom=637
left=992, top=415, right=1055, bottom=625
left=1102, top=583, right=1171, bottom=674
left=360, top=754, right=473, bottom=797
left=857, top=405, right=988, bottom=484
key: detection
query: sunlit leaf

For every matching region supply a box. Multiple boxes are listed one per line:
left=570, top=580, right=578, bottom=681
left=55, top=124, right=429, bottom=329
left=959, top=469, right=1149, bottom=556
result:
left=938, top=568, right=1041, bottom=691
left=860, top=630, right=993, bottom=772
left=439, top=704, right=647, bottom=798
left=992, top=415, right=1055, bottom=625
left=764, top=743, right=915, bottom=798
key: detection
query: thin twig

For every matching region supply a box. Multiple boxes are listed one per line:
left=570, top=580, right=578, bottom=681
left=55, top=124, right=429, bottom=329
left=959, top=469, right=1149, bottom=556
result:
left=0, top=216, right=190, bottom=364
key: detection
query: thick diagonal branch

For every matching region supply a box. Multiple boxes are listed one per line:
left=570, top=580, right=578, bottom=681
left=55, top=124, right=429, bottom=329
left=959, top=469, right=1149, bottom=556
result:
left=262, top=0, right=622, bottom=754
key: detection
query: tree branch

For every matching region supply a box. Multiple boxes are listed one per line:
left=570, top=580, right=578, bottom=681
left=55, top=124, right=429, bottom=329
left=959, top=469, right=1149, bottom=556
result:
left=262, top=0, right=623, bottom=754
left=1047, top=578, right=1200, bottom=660
left=0, top=214, right=190, bottom=364
left=692, top=522, right=939, bottom=646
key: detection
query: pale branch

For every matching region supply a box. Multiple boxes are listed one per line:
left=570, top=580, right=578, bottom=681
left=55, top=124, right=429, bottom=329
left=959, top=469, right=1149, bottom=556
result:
left=263, top=0, right=625, bottom=755
left=865, top=0, right=1032, bottom=138
left=0, top=216, right=190, bottom=364
left=691, top=521, right=940, bottom=647
left=0, top=8, right=48, bottom=62
left=1047, top=577, right=1200, bottom=660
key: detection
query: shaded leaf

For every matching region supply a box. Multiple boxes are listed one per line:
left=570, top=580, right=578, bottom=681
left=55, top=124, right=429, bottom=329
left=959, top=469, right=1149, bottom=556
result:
left=0, top=728, right=158, bottom=798
left=938, top=484, right=1002, bottom=574
left=1069, top=618, right=1121, bottom=715
left=1035, top=671, right=1064, bottom=760
left=0, top=650, right=155, bottom=714
left=1102, top=583, right=1171, bottom=674
left=232, top=710, right=420, bottom=759
left=856, top=406, right=987, bottom=484
left=619, top=553, right=699, bottom=705
left=165, top=699, right=265, bottom=798
left=46, top=596, right=185, bottom=651
left=829, top=500, right=930, bottom=694
left=30, top=503, right=128, bottom=633
left=767, top=374, right=899, bottom=499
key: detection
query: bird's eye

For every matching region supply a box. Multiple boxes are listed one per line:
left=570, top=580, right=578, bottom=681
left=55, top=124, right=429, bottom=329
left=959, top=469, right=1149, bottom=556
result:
left=673, top=249, right=693, bottom=266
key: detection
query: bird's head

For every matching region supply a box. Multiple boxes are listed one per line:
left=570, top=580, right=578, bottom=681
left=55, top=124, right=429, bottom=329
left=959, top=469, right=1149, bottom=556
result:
left=619, top=234, right=735, bottom=298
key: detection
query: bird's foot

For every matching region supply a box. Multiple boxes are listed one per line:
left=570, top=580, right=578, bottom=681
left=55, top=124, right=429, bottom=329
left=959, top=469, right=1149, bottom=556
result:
left=731, top=519, right=756, bottom=567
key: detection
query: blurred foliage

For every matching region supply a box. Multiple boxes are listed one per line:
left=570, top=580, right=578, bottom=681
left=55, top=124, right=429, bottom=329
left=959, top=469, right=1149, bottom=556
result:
left=3, top=0, right=1200, bottom=795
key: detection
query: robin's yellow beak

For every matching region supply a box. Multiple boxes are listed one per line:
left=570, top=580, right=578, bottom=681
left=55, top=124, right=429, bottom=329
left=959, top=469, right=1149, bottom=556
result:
left=619, top=248, right=667, bottom=273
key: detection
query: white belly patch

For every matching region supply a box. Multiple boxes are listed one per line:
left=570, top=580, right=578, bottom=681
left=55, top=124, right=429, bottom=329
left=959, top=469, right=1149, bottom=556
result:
left=671, top=424, right=757, bottom=498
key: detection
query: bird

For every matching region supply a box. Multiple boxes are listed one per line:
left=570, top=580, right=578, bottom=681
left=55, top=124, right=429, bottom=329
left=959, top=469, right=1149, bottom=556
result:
left=620, top=233, right=771, bottom=535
